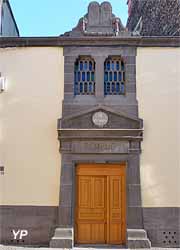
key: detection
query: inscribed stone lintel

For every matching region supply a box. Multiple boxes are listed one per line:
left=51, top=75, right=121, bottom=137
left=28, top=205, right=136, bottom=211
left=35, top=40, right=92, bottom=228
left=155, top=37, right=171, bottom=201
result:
left=71, top=141, right=129, bottom=154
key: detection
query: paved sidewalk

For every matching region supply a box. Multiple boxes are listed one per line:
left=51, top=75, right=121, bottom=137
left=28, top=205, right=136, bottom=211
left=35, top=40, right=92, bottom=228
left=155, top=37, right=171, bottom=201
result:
left=1, top=245, right=180, bottom=250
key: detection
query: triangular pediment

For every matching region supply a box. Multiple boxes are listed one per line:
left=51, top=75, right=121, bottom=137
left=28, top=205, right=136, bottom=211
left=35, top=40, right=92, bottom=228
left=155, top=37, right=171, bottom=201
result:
left=59, top=106, right=143, bottom=129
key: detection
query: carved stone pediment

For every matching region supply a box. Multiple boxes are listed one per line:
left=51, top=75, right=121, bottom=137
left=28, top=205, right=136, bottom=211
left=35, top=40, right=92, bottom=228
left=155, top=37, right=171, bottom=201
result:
left=58, top=106, right=143, bottom=130
left=62, top=1, right=131, bottom=37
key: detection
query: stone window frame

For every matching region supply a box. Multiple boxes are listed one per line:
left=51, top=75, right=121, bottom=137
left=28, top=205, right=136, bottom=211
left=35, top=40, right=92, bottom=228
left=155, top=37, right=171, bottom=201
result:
left=64, top=47, right=136, bottom=107
left=74, top=55, right=96, bottom=96
left=73, top=54, right=127, bottom=98
left=104, top=55, right=126, bottom=96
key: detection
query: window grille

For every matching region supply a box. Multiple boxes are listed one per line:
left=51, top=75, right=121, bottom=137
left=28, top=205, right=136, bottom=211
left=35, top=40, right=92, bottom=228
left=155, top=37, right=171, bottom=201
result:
left=104, top=56, right=125, bottom=95
left=74, top=56, right=95, bottom=96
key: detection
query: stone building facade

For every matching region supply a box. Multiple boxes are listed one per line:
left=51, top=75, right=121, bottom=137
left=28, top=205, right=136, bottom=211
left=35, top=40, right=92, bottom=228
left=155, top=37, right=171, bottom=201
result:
left=0, top=0, right=19, bottom=36
left=0, top=1, right=180, bottom=249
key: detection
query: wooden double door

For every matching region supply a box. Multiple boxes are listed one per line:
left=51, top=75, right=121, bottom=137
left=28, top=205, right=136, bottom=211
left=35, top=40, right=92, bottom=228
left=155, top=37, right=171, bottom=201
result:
left=75, top=164, right=126, bottom=245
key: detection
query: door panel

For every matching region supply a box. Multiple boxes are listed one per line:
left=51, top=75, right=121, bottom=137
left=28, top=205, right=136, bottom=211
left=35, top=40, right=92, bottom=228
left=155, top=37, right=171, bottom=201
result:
left=76, top=175, right=106, bottom=244
left=75, top=164, right=126, bottom=245
left=93, top=177, right=105, bottom=208
left=109, top=176, right=123, bottom=244
left=79, top=208, right=105, bottom=220
left=109, top=223, right=122, bottom=243
left=77, top=223, right=91, bottom=243
left=91, top=223, right=106, bottom=243
left=79, top=177, right=91, bottom=208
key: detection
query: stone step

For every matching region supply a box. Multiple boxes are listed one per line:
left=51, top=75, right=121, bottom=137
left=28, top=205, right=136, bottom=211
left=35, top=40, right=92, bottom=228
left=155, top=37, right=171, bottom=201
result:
left=127, top=229, right=148, bottom=239
left=52, top=228, right=72, bottom=238
left=128, top=239, right=151, bottom=249
left=50, top=228, right=73, bottom=248
left=127, top=229, right=151, bottom=249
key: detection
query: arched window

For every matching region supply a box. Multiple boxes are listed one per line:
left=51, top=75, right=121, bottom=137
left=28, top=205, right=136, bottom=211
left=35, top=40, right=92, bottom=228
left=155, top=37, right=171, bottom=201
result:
left=104, top=56, right=125, bottom=95
left=74, top=56, right=95, bottom=96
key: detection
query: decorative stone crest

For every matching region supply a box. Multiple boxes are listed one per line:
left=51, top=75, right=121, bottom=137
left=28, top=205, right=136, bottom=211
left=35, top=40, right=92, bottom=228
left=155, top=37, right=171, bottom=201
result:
left=92, top=111, right=108, bottom=127
left=63, top=1, right=131, bottom=37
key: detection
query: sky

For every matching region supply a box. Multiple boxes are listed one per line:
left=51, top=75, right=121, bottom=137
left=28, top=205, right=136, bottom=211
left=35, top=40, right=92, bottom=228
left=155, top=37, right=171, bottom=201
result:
left=10, top=0, right=128, bottom=37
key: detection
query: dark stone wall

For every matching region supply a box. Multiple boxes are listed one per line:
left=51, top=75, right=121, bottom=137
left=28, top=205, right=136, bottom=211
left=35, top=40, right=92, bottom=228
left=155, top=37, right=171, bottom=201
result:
left=143, top=207, right=180, bottom=248
left=1, top=205, right=179, bottom=247
left=127, top=0, right=180, bottom=36
left=0, top=206, right=58, bottom=246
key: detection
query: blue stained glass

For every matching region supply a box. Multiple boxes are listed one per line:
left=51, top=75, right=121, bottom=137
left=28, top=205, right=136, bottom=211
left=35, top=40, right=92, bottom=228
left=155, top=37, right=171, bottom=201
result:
left=112, top=61, right=115, bottom=70
left=80, top=61, right=83, bottom=70
left=109, top=72, right=112, bottom=81
left=84, top=61, right=88, bottom=70
left=104, top=72, right=108, bottom=81
left=78, top=72, right=81, bottom=81
left=87, top=72, right=90, bottom=81
left=107, top=82, right=110, bottom=93
left=76, top=72, right=78, bottom=82
left=74, top=82, right=78, bottom=95
left=107, top=61, right=110, bottom=70
left=91, top=72, right=95, bottom=81
left=74, top=72, right=77, bottom=82
left=89, top=61, right=92, bottom=71
left=112, top=82, right=115, bottom=92
left=74, top=58, right=95, bottom=95
left=84, top=82, right=87, bottom=93
left=75, top=62, right=78, bottom=71
left=116, top=61, right=120, bottom=70
left=89, top=82, right=92, bottom=92
left=104, top=83, right=106, bottom=95
left=104, top=58, right=125, bottom=96
left=116, top=82, right=120, bottom=92
left=114, top=72, right=117, bottom=81
left=121, top=83, right=125, bottom=94
left=80, top=82, right=83, bottom=93
left=82, top=72, right=85, bottom=81
left=121, top=61, right=125, bottom=71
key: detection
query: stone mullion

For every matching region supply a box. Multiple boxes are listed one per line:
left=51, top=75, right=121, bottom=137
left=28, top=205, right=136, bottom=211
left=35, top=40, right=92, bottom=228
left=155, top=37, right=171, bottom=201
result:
left=94, top=56, right=106, bottom=100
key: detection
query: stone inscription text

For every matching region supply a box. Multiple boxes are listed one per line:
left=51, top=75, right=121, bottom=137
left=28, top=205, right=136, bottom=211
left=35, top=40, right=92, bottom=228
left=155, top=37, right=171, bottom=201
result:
left=71, top=141, right=129, bottom=154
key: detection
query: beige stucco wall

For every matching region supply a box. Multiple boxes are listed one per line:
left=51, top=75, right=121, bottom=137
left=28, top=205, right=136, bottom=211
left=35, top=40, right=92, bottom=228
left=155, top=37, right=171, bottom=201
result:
left=0, top=47, right=64, bottom=206
left=137, top=48, right=180, bottom=207
left=1, top=46, right=179, bottom=208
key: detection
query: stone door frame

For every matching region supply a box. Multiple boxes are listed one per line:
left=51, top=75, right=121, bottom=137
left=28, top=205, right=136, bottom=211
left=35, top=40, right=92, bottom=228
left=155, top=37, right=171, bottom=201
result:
left=54, top=142, right=143, bottom=247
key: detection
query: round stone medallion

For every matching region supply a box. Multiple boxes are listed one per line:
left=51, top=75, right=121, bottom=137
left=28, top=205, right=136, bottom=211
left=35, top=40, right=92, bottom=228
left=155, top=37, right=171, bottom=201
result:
left=92, top=111, right=108, bottom=127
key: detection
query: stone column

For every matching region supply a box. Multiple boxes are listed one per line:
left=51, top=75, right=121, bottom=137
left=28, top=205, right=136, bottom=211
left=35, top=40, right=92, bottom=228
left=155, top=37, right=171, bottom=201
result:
left=50, top=155, right=74, bottom=248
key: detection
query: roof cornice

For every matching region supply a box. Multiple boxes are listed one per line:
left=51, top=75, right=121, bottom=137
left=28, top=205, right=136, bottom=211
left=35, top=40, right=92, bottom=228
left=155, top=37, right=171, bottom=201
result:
left=0, top=36, right=180, bottom=48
